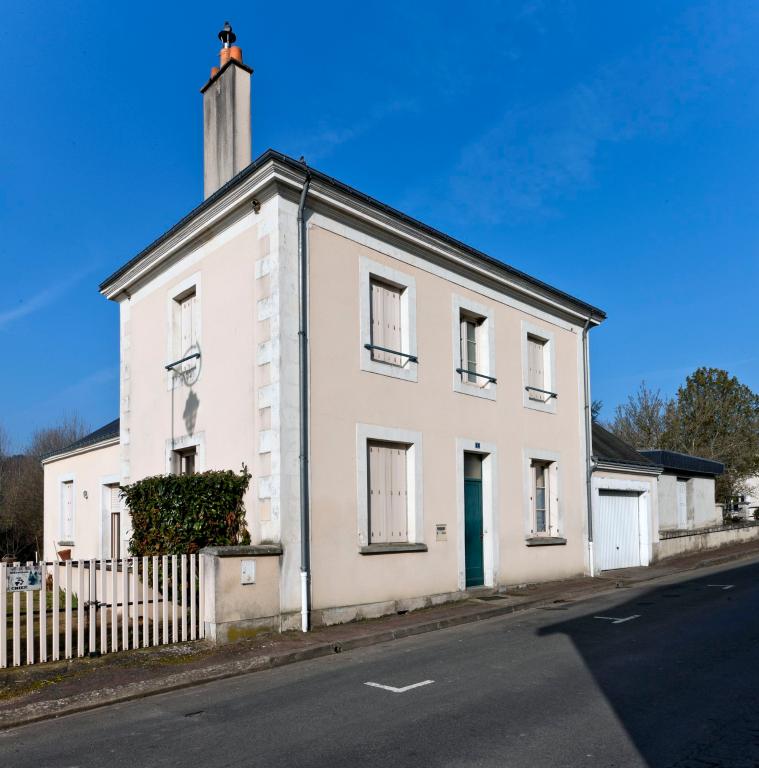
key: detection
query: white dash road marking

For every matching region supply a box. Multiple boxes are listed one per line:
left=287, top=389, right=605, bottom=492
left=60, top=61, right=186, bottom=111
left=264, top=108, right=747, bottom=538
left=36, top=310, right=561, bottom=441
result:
left=364, top=680, right=435, bottom=694
left=593, top=615, right=640, bottom=625
left=707, top=584, right=734, bottom=590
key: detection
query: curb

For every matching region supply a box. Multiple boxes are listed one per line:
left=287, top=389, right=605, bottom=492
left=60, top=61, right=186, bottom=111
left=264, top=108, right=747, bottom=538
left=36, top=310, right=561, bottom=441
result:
left=0, top=596, right=549, bottom=731
left=3, top=547, right=758, bottom=731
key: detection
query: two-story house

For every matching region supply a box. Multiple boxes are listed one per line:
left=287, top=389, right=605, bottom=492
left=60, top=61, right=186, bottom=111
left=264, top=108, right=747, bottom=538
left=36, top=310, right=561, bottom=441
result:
left=44, top=25, right=608, bottom=630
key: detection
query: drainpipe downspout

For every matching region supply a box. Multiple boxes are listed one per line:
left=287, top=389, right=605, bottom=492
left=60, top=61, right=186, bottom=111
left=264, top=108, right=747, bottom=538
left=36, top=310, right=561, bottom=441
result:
left=298, top=170, right=312, bottom=632
left=582, top=316, right=596, bottom=577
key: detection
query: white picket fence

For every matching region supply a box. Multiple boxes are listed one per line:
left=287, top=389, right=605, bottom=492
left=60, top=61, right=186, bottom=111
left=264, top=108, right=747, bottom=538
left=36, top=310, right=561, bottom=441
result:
left=0, top=555, right=205, bottom=668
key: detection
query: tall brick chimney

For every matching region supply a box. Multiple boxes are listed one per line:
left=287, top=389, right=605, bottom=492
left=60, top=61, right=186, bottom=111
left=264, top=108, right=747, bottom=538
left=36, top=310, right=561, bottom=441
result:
left=200, top=22, right=252, bottom=199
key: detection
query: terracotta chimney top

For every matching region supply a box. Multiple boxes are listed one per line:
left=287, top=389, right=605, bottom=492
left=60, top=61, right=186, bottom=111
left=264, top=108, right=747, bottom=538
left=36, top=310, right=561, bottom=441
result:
left=218, top=22, right=243, bottom=68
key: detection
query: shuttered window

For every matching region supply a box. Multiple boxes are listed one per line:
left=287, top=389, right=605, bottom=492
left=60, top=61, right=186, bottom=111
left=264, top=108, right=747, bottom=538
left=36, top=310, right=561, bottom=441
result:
left=368, top=441, right=408, bottom=543
left=180, top=293, right=195, bottom=352
left=173, top=288, right=198, bottom=371
left=370, top=279, right=403, bottom=365
left=173, top=447, right=197, bottom=476
left=460, top=317, right=478, bottom=383
left=108, top=484, right=121, bottom=559
left=61, top=480, right=74, bottom=541
left=527, top=335, right=546, bottom=398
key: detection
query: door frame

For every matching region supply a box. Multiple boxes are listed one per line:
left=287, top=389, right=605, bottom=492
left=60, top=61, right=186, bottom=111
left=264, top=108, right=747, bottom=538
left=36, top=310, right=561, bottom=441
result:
left=99, top=474, right=121, bottom=559
left=591, top=477, right=652, bottom=571
left=456, top=439, right=498, bottom=590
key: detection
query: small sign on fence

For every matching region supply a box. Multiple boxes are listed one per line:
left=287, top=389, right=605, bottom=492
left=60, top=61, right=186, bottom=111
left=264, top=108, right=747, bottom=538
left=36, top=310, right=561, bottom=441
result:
left=6, top=565, right=43, bottom=592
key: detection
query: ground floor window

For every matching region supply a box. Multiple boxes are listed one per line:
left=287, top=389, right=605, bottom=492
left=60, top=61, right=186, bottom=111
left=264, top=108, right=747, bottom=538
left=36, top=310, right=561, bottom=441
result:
left=173, top=446, right=197, bottom=476
left=368, top=441, right=409, bottom=544
left=530, top=459, right=559, bottom=537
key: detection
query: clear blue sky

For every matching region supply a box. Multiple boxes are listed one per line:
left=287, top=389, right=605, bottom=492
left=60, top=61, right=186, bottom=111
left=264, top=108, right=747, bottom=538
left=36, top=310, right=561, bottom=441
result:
left=1, top=1, right=757, bottom=450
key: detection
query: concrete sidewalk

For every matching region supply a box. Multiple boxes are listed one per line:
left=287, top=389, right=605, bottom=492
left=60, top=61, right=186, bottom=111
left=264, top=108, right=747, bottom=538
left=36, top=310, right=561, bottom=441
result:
left=2, top=540, right=759, bottom=730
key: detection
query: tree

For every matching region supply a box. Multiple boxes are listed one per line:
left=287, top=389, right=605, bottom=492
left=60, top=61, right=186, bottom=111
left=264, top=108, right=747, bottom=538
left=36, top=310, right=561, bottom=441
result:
left=0, top=415, right=89, bottom=560
left=608, top=382, right=671, bottom=449
left=28, top=413, right=89, bottom=460
left=664, top=368, right=759, bottom=502
left=591, top=400, right=603, bottom=422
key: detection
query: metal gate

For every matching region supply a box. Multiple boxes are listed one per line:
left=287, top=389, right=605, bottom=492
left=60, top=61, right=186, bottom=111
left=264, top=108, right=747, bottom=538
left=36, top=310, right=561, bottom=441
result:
left=594, top=490, right=642, bottom=571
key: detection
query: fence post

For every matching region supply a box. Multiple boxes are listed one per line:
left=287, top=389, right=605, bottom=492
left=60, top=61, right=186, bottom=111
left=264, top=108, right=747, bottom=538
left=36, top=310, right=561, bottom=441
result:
left=12, top=561, right=21, bottom=666
left=180, top=555, right=187, bottom=642
left=121, top=557, right=129, bottom=651
left=0, top=563, right=7, bottom=668
left=26, top=561, right=35, bottom=665
left=89, top=559, right=97, bottom=656
left=77, top=561, right=85, bottom=657
left=142, top=556, right=149, bottom=648
left=64, top=561, right=72, bottom=659
left=111, top=557, right=118, bottom=653
left=190, top=554, right=196, bottom=641
left=100, top=558, right=107, bottom=655
left=152, top=555, right=159, bottom=646
left=131, top=556, right=139, bottom=650
left=171, top=556, right=178, bottom=643
left=162, top=555, right=168, bottom=645
left=52, top=563, right=60, bottom=661
left=39, top=563, right=47, bottom=663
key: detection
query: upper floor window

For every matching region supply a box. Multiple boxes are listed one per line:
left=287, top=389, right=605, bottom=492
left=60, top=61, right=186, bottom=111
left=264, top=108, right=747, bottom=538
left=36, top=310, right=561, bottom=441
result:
left=460, top=315, right=480, bottom=384
left=370, top=279, right=404, bottom=366
left=452, top=295, right=496, bottom=400
left=521, top=321, right=556, bottom=413
left=359, top=257, right=418, bottom=382
left=527, top=335, right=546, bottom=395
left=173, top=288, right=198, bottom=368
left=167, top=273, right=201, bottom=386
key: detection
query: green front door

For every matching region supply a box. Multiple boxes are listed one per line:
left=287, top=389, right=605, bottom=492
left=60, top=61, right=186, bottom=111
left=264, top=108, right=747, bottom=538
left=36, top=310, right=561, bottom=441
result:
left=464, top=478, right=484, bottom=587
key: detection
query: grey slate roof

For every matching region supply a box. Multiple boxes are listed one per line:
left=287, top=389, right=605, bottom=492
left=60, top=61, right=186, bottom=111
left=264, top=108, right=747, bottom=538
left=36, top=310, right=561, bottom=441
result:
left=43, top=418, right=120, bottom=461
left=99, top=149, right=606, bottom=321
left=592, top=423, right=660, bottom=469
left=639, top=450, right=724, bottom=477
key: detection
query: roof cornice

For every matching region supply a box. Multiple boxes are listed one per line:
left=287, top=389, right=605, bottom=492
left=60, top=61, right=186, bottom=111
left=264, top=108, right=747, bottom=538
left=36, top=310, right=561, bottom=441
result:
left=41, top=436, right=120, bottom=466
left=100, top=150, right=606, bottom=323
left=594, top=460, right=663, bottom=476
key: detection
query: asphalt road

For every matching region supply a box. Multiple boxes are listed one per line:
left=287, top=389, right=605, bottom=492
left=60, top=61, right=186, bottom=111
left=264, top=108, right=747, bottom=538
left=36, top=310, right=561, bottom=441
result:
left=3, top=558, right=759, bottom=768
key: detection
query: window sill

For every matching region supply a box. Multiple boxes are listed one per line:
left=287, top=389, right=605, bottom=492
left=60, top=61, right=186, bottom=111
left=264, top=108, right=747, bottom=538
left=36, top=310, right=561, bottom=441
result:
left=359, top=543, right=428, bottom=555
left=525, top=537, right=567, bottom=547
left=58, top=540, right=75, bottom=547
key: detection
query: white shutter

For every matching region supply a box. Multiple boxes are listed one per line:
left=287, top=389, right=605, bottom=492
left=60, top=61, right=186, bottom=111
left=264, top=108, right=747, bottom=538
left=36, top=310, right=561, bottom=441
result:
left=370, top=280, right=402, bottom=365
left=388, top=446, right=408, bottom=542
left=181, top=295, right=194, bottom=353
left=369, top=442, right=408, bottom=544
left=385, top=285, right=401, bottom=366
left=528, top=337, right=545, bottom=394
left=370, top=281, right=386, bottom=363
left=109, top=485, right=121, bottom=514
left=369, top=443, right=387, bottom=542
left=61, top=481, right=74, bottom=540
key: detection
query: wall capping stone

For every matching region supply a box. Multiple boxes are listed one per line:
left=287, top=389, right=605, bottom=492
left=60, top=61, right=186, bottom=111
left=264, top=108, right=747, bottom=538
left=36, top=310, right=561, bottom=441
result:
left=200, top=544, right=283, bottom=557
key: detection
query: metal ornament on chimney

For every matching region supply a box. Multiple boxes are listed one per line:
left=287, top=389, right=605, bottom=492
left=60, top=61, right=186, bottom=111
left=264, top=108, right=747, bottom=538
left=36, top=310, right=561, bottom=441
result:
left=218, top=21, right=236, bottom=48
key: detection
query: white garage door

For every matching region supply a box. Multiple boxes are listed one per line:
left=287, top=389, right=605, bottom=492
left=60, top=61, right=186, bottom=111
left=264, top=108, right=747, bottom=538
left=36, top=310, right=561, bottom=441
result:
left=595, top=490, right=642, bottom=571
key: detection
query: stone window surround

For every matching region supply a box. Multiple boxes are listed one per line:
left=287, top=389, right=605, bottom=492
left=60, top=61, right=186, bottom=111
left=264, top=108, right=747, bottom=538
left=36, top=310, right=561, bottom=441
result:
left=358, top=256, right=418, bottom=383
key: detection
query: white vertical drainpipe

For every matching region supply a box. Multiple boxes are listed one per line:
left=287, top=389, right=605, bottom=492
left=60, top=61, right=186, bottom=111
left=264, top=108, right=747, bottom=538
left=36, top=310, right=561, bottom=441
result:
left=582, top=316, right=596, bottom=577
left=298, top=169, right=312, bottom=632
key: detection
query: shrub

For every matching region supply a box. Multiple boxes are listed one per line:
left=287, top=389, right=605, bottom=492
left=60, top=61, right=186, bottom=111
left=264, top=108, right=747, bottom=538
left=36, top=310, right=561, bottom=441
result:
left=123, top=466, right=251, bottom=556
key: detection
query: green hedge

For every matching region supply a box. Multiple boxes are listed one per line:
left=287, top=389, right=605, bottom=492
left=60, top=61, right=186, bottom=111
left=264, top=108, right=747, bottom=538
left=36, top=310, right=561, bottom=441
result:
left=123, top=466, right=251, bottom=556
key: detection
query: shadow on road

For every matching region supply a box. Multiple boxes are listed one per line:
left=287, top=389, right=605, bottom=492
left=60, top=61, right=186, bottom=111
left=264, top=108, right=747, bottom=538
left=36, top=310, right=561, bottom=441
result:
left=538, top=560, right=759, bottom=767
